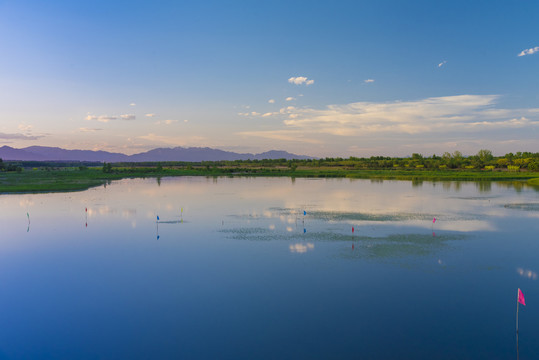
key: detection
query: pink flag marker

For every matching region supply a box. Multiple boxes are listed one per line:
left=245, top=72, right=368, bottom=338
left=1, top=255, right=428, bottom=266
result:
left=518, top=288, right=526, bottom=306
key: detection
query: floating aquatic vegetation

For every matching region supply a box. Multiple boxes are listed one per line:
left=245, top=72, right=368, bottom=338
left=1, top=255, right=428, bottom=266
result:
left=450, top=196, right=499, bottom=201
left=504, top=203, right=539, bottom=212
left=220, top=227, right=277, bottom=241
left=339, top=233, right=467, bottom=263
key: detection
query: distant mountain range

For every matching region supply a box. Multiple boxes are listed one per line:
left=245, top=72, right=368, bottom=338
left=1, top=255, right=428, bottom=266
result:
left=0, top=146, right=313, bottom=162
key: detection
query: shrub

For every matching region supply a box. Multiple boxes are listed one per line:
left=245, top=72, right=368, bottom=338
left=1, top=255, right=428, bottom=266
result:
left=527, top=162, right=539, bottom=171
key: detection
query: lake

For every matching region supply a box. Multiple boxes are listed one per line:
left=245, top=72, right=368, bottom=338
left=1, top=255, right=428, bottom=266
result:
left=1, top=177, right=538, bottom=359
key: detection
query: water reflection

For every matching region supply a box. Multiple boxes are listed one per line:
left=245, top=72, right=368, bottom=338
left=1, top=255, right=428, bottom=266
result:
left=517, top=267, right=538, bottom=280
left=1, top=177, right=539, bottom=359
left=289, top=243, right=314, bottom=253
left=475, top=181, right=492, bottom=193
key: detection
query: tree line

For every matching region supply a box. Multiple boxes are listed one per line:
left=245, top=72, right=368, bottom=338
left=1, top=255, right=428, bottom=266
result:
left=186, top=150, right=539, bottom=172
left=2, top=149, right=539, bottom=172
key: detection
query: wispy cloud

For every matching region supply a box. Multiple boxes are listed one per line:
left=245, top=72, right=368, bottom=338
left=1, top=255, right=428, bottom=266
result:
left=238, top=111, right=261, bottom=117
left=364, top=79, right=375, bottom=83
left=86, top=113, right=136, bottom=122
left=286, top=97, right=296, bottom=101
left=155, top=119, right=179, bottom=125
left=138, top=133, right=208, bottom=146
left=130, top=102, right=136, bottom=106
left=238, top=130, right=322, bottom=144
left=79, top=127, right=103, bottom=132
left=0, top=132, right=43, bottom=140
left=438, top=60, right=447, bottom=67
left=288, top=76, right=314, bottom=85
left=268, top=99, right=275, bottom=104
left=85, top=114, right=117, bottom=123
left=518, top=46, right=539, bottom=57
left=145, top=113, right=156, bottom=117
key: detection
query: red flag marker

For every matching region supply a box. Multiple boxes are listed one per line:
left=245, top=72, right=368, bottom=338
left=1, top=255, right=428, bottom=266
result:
left=518, top=288, right=526, bottom=306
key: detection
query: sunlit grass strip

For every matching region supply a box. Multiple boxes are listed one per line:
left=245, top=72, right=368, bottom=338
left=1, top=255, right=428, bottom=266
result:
left=1, top=167, right=538, bottom=194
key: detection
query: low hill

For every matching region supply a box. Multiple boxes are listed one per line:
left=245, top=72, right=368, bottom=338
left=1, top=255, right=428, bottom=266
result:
left=0, top=146, right=313, bottom=162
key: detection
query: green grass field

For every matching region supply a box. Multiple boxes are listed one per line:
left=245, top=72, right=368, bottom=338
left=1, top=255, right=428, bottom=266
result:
left=1, top=165, right=538, bottom=194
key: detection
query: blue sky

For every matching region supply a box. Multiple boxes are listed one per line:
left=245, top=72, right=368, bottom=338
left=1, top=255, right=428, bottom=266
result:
left=0, top=0, right=538, bottom=157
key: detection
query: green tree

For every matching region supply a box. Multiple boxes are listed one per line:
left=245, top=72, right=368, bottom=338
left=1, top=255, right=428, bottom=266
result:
left=476, top=149, right=493, bottom=164
left=102, top=162, right=112, bottom=173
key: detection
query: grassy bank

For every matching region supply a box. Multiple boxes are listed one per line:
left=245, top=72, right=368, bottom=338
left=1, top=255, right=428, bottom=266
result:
left=1, top=164, right=538, bottom=194
left=528, top=178, right=539, bottom=186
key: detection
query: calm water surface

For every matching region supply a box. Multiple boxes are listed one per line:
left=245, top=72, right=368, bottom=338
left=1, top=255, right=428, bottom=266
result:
left=1, top=177, right=538, bottom=359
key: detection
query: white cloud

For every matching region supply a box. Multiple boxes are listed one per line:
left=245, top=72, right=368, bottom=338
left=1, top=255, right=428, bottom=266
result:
left=288, top=76, right=314, bottom=85
left=268, top=99, right=275, bottom=104
left=518, top=46, right=539, bottom=57
left=145, top=113, right=156, bottom=117
left=364, top=79, right=375, bottom=83
left=239, top=95, right=539, bottom=145
left=286, top=97, right=296, bottom=101
left=438, top=61, right=447, bottom=68
left=120, top=114, right=136, bottom=120
left=130, top=102, right=136, bottom=106
left=18, top=124, right=33, bottom=132
left=262, top=112, right=274, bottom=117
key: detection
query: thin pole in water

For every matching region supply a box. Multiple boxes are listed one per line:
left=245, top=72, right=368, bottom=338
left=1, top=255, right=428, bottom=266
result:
left=516, top=288, right=519, bottom=333
left=516, top=331, right=519, bottom=360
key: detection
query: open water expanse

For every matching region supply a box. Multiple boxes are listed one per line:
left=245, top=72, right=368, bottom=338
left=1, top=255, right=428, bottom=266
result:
left=1, top=177, right=538, bottom=359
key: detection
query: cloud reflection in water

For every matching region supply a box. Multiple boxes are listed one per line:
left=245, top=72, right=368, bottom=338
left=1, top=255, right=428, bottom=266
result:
left=289, top=243, right=314, bottom=253
left=517, top=268, right=537, bottom=280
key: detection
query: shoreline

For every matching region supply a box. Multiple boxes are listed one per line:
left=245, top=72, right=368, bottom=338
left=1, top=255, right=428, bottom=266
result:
left=1, top=166, right=538, bottom=194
